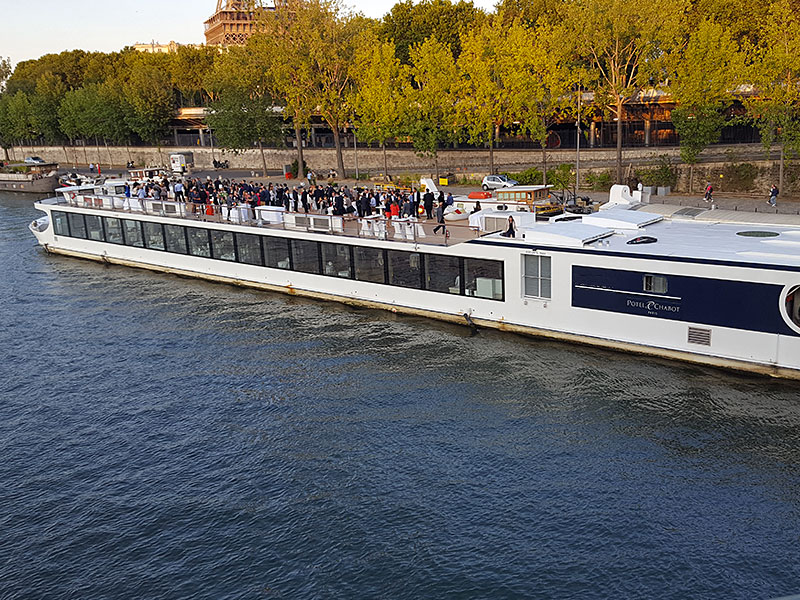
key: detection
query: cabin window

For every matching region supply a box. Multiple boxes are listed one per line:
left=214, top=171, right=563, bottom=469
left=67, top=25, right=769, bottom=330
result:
left=143, top=222, right=165, bottom=250
left=523, top=255, right=551, bottom=299
left=321, top=242, right=352, bottom=279
left=235, top=232, right=263, bottom=266
left=643, top=274, right=668, bottom=294
left=425, top=254, right=461, bottom=295
left=187, top=228, right=211, bottom=257
left=85, top=215, right=104, bottom=242
left=67, top=213, right=87, bottom=239
left=104, top=218, right=124, bottom=245
left=264, top=237, right=291, bottom=269
left=353, top=247, right=385, bottom=284
left=52, top=211, right=69, bottom=236
left=465, top=258, right=504, bottom=301
left=388, top=250, right=423, bottom=289
left=164, top=224, right=188, bottom=254
left=210, top=230, right=236, bottom=261
left=291, top=240, right=320, bottom=274
left=122, top=220, right=144, bottom=248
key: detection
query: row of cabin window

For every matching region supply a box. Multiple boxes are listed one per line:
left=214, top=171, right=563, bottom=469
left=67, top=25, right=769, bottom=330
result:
left=51, top=211, right=505, bottom=301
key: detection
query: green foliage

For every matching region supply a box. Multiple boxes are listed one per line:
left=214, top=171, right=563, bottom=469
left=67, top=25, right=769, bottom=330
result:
left=634, top=156, right=678, bottom=187
left=722, top=152, right=759, bottom=191
left=502, top=167, right=541, bottom=185
left=671, top=105, right=726, bottom=164
left=547, top=164, right=574, bottom=189
left=585, top=170, right=614, bottom=191
left=207, top=88, right=282, bottom=151
left=379, top=0, right=486, bottom=64
left=404, top=37, right=460, bottom=158
left=123, top=60, right=173, bottom=145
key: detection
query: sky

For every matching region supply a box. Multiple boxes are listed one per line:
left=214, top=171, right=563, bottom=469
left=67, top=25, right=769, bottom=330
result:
left=2, top=0, right=497, bottom=68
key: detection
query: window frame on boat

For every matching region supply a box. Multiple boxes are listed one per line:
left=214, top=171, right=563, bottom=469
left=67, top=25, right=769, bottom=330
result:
left=522, top=254, right=552, bottom=300
left=49, top=211, right=506, bottom=302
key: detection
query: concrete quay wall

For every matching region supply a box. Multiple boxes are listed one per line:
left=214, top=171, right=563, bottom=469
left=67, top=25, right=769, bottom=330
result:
left=7, top=143, right=794, bottom=195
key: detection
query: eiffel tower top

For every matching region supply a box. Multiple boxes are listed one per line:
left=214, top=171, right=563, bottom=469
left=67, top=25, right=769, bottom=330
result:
left=206, top=0, right=266, bottom=46
left=215, top=0, right=248, bottom=10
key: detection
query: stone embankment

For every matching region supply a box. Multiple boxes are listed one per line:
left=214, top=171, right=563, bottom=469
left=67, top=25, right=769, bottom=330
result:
left=6, top=142, right=796, bottom=197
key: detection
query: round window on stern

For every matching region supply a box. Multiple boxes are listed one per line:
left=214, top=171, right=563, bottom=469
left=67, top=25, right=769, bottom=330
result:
left=782, top=285, right=800, bottom=331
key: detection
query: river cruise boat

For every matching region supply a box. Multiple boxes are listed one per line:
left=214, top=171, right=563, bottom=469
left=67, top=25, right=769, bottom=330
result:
left=28, top=186, right=800, bottom=379
left=1, top=161, right=59, bottom=193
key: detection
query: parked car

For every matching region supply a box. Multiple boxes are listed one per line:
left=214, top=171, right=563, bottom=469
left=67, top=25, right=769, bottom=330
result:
left=482, top=174, right=518, bottom=191
left=24, top=156, right=47, bottom=164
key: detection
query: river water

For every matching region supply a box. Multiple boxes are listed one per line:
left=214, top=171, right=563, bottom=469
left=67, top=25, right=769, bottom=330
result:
left=1, top=191, right=799, bottom=599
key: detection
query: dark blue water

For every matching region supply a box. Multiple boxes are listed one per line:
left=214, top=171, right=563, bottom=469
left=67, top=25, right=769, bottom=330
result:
left=2, top=192, right=800, bottom=600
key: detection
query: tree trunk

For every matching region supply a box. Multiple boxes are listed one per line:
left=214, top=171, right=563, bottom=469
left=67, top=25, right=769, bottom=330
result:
left=434, top=154, right=439, bottom=181
left=541, top=143, right=548, bottom=186
left=382, top=141, right=388, bottom=181
left=489, top=126, right=495, bottom=175
left=779, top=142, right=785, bottom=193
left=688, top=164, right=694, bottom=195
left=82, top=142, right=88, bottom=166
left=62, top=145, right=69, bottom=165
left=2, top=146, right=9, bottom=162
left=125, top=143, right=132, bottom=164
left=258, top=140, right=268, bottom=175
left=332, top=126, right=345, bottom=178
left=616, top=98, right=624, bottom=183
left=294, top=121, right=305, bottom=179
left=105, top=139, right=112, bottom=166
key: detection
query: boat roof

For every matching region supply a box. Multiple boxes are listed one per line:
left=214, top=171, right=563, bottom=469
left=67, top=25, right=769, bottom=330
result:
left=484, top=208, right=800, bottom=268
left=497, top=185, right=552, bottom=192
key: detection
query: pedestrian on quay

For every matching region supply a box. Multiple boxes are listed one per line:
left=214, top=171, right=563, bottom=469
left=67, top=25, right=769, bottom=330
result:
left=704, top=182, right=713, bottom=203
left=768, top=184, right=779, bottom=207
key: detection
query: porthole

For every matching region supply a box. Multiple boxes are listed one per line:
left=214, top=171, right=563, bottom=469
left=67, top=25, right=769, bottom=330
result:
left=737, top=231, right=779, bottom=238
left=782, top=285, right=800, bottom=332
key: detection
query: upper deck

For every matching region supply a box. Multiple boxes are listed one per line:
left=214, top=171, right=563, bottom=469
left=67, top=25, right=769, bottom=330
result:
left=38, top=192, right=488, bottom=248
left=475, top=208, right=800, bottom=271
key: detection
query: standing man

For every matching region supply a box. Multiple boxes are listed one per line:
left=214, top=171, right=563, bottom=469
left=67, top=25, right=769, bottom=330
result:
left=423, top=189, right=434, bottom=220
left=769, top=184, right=779, bottom=207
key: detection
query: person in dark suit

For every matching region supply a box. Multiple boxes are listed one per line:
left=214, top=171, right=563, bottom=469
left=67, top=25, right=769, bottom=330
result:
left=423, top=190, right=434, bottom=219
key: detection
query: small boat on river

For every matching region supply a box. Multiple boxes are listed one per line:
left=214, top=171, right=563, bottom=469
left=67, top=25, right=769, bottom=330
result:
left=1, top=161, right=59, bottom=193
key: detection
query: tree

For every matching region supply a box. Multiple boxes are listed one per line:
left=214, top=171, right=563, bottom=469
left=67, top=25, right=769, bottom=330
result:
left=668, top=19, right=745, bottom=189
left=745, top=0, right=800, bottom=193
left=252, top=0, right=363, bottom=178
left=506, top=21, right=578, bottom=185
left=5, top=91, right=34, bottom=145
left=456, top=16, right=518, bottom=174
left=207, top=87, right=283, bottom=174
left=351, top=35, right=409, bottom=178
left=170, top=46, right=219, bottom=107
left=404, top=37, right=460, bottom=178
left=30, top=73, right=67, bottom=144
left=123, top=58, right=174, bottom=148
left=379, top=0, right=486, bottom=64
left=565, top=0, right=687, bottom=182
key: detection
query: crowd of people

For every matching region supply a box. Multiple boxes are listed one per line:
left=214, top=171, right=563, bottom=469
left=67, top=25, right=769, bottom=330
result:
left=126, top=175, right=467, bottom=234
